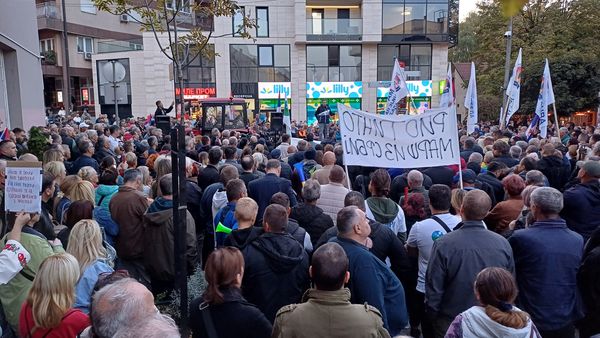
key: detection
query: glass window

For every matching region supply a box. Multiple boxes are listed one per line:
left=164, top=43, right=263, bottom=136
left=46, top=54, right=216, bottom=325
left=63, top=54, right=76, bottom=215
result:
left=410, top=45, right=431, bottom=66
left=274, top=67, right=291, bottom=82
left=382, top=4, right=404, bottom=35
left=311, top=9, right=324, bottom=35
left=274, top=45, right=290, bottom=67
left=328, top=67, right=340, bottom=81
left=232, top=6, right=245, bottom=36
left=307, top=67, right=328, bottom=82
left=328, top=46, right=339, bottom=67
left=40, top=39, right=54, bottom=52
left=256, top=7, right=269, bottom=37
left=80, top=0, right=97, bottom=14
left=404, top=3, right=426, bottom=35
left=258, top=68, right=274, bottom=81
left=77, top=37, right=93, bottom=53
left=307, top=46, right=328, bottom=66
left=230, top=45, right=257, bottom=66
left=378, top=45, right=397, bottom=66
left=231, top=67, right=258, bottom=82
left=427, top=3, right=448, bottom=34
left=340, top=67, right=361, bottom=81
left=340, top=45, right=361, bottom=67
left=258, top=46, right=273, bottom=66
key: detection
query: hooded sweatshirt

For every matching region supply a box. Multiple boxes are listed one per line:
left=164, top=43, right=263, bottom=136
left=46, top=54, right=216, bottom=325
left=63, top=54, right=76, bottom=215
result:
left=242, top=232, right=310, bottom=321
left=446, top=306, right=540, bottom=338
left=224, top=227, right=264, bottom=250
left=143, top=197, right=197, bottom=282
left=366, top=197, right=407, bottom=237
left=95, top=184, right=119, bottom=208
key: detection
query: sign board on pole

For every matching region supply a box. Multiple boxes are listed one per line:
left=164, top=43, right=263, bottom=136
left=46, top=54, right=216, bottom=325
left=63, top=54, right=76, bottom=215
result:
left=338, top=104, right=460, bottom=169
left=5, top=162, right=43, bottom=213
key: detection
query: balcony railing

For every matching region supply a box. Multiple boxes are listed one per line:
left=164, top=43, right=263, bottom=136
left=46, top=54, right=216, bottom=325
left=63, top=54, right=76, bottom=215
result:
left=97, top=39, right=143, bottom=54
left=306, top=18, right=362, bottom=41
left=37, top=1, right=61, bottom=19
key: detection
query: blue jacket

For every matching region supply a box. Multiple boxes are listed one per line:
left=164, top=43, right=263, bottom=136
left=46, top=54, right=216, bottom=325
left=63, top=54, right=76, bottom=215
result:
left=74, top=260, right=113, bottom=314
left=69, top=154, right=99, bottom=175
left=93, top=206, right=119, bottom=246
left=213, top=202, right=238, bottom=247
left=331, top=236, right=408, bottom=336
left=509, top=218, right=584, bottom=331
left=561, top=181, right=600, bottom=242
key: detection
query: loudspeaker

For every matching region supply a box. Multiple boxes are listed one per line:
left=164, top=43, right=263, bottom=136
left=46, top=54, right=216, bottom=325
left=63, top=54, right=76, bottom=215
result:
left=155, top=115, right=171, bottom=135
left=271, top=112, right=283, bottom=132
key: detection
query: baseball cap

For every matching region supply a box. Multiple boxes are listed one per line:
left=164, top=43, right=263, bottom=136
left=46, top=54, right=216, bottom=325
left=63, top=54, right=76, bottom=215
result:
left=270, top=149, right=281, bottom=160
left=462, top=169, right=477, bottom=184
left=79, top=122, right=89, bottom=128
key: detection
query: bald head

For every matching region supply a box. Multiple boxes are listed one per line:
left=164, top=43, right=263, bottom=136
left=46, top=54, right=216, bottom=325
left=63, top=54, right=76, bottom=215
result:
left=329, top=165, right=345, bottom=184
left=322, top=151, right=336, bottom=166
left=461, top=190, right=492, bottom=221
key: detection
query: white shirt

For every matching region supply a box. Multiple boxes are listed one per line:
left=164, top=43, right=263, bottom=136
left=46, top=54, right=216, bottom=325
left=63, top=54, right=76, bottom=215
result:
left=0, top=239, right=31, bottom=284
left=108, top=135, right=120, bottom=152
left=407, top=213, right=461, bottom=293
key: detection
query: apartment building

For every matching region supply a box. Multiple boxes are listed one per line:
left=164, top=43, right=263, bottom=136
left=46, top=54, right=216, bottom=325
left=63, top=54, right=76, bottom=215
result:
left=93, top=0, right=459, bottom=122
left=0, top=1, right=45, bottom=129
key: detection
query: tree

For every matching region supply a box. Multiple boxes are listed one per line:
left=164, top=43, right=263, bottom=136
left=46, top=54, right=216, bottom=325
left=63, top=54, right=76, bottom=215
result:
left=452, top=0, right=600, bottom=119
left=93, top=1, right=255, bottom=333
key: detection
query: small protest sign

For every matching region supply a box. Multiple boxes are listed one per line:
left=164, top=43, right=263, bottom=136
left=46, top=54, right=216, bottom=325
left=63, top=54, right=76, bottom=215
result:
left=5, top=162, right=43, bottom=214
left=338, top=104, right=460, bottom=169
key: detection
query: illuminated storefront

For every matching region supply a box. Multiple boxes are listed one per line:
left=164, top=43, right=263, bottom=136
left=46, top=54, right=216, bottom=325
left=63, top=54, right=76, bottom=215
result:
left=306, top=81, right=362, bottom=124
left=376, top=80, right=432, bottom=114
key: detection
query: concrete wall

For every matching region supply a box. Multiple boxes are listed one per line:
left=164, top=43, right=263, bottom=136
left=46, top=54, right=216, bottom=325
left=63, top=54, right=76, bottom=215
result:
left=0, top=1, right=45, bottom=130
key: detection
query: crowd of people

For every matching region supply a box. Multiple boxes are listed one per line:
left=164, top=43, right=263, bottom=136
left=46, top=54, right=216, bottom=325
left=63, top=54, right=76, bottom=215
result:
left=0, top=111, right=598, bottom=338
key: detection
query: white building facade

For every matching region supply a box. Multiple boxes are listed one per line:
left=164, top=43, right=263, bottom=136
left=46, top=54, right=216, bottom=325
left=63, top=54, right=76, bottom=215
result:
left=93, top=0, right=459, bottom=123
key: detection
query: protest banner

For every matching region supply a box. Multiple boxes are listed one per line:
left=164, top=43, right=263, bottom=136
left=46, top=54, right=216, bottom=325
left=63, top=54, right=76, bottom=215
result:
left=338, top=104, right=460, bottom=169
left=5, top=162, right=43, bottom=214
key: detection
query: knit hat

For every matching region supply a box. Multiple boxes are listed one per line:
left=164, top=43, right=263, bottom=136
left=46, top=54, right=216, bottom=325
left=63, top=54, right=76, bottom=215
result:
left=270, top=149, right=281, bottom=160
left=582, top=161, right=600, bottom=178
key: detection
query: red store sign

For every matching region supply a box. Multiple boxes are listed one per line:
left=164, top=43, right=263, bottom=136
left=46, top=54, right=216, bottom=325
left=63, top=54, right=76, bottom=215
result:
left=176, top=87, right=217, bottom=99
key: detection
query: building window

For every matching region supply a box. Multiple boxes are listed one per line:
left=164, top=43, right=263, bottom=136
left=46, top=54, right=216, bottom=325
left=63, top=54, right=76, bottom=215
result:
left=185, top=45, right=216, bottom=85
left=166, top=0, right=191, bottom=14
left=377, top=44, right=432, bottom=81
left=230, top=44, right=290, bottom=83
left=382, top=1, right=449, bottom=39
left=80, top=0, right=97, bottom=14
left=40, top=39, right=54, bottom=52
left=256, top=7, right=269, bottom=37
left=307, top=45, right=362, bottom=82
left=77, top=37, right=94, bottom=54
left=232, top=7, right=246, bottom=36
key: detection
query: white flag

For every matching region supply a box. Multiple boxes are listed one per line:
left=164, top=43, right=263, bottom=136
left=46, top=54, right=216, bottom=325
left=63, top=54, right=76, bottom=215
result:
left=464, top=62, right=478, bottom=134
left=535, top=59, right=555, bottom=138
left=439, top=64, right=454, bottom=107
left=505, top=48, right=523, bottom=124
left=385, top=61, right=409, bottom=115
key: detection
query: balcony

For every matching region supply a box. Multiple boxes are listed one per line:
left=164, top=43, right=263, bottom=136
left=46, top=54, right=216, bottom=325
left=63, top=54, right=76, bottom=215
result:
left=97, top=39, right=143, bottom=54
left=306, top=18, right=362, bottom=41
left=37, top=1, right=63, bottom=31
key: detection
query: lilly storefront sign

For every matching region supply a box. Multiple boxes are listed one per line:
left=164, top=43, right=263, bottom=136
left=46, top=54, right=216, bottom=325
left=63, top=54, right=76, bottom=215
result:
left=306, top=82, right=362, bottom=99
left=258, top=82, right=291, bottom=99
left=377, top=80, right=433, bottom=98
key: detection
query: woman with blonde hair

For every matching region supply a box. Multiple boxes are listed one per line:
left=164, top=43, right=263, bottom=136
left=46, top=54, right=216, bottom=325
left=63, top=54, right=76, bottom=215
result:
left=77, top=166, right=98, bottom=187
left=42, top=148, right=64, bottom=166
left=44, top=161, right=67, bottom=186
left=69, top=180, right=95, bottom=205
left=445, top=267, right=541, bottom=338
left=450, top=188, right=466, bottom=216
left=137, top=166, right=152, bottom=197
left=18, top=253, right=90, bottom=337
left=151, top=155, right=172, bottom=198
left=67, top=220, right=113, bottom=314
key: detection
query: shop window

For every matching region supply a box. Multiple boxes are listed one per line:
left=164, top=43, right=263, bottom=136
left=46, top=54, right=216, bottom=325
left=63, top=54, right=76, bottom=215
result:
left=376, top=44, right=431, bottom=81
left=307, top=45, right=362, bottom=82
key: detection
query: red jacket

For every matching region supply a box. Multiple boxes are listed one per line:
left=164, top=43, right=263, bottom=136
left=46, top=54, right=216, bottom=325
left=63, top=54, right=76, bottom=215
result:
left=19, top=303, right=89, bottom=338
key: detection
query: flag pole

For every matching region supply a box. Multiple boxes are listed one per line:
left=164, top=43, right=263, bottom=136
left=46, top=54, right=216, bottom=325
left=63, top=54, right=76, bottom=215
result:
left=458, top=159, right=464, bottom=190
left=393, top=57, right=418, bottom=114
left=344, top=164, right=352, bottom=190
left=552, top=103, right=560, bottom=137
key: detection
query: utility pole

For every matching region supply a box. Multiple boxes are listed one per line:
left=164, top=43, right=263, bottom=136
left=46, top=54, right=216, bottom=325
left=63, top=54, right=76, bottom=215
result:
left=60, top=0, right=71, bottom=113
left=500, top=17, right=513, bottom=129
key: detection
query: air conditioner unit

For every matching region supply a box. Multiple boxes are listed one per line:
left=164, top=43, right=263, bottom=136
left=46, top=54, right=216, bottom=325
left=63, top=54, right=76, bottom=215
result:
left=120, top=14, right=129, bottom=22
left=84, top=52, right=92, bottom=61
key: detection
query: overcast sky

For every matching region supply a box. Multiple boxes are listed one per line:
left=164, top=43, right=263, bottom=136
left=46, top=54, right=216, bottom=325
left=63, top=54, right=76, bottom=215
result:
left=459, top=1, right=480, bottom=22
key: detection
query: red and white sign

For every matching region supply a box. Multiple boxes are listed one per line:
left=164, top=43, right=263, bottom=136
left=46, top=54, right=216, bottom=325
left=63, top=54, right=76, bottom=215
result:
left=176, top=87, right=217, bottom=100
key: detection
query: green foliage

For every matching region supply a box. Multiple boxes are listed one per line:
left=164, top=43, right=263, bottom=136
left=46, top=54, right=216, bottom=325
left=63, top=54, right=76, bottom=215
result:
left=27, top=127, right=49, bottom=160
left=451, top=0, right=600, bottom=118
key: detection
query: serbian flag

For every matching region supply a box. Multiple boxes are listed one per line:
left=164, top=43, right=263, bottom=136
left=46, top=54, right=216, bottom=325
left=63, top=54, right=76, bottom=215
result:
left=0, top=128, right=10, bottom=141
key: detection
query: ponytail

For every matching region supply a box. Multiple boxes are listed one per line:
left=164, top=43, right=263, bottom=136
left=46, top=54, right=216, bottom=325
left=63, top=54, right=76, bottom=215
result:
left=484, top=304, right=530, bottom=329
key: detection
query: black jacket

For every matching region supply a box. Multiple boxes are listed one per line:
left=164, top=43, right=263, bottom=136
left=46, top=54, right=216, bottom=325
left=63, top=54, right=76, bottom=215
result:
left=248, top=173, right=297, bottom=226
left=537, top=155, right=570, bottom=191
left=477, top=171, right=504, bottom=205
left=561, top=180, right=600, bottom=242
left=185, top=180, right=203, bottom=231
left=190, top=288, right=272, bottom=338
left=224, top=227, right=264, bottom=250
left=290, top=203, right=333, bottom=247
left=493, top=155, right=519, bottom=168
left=69, top=154, right=99, bottom=175
left=241, top=232, right=310, bottom=322
left=577, top=228, right=600, bottom=337
left=422, top=166, right=455, bottom=187
left=240, top=171, right=260, bottom=188
left=198, top=165, right=220, bottom=191
left=94, top=148, right=117, bottom=163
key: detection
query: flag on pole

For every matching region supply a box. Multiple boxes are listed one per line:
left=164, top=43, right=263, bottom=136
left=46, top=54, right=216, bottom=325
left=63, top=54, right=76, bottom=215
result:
left=464, top=62, right=478, bottom=134
left=385, top=60, right=409, bottom=115
left=535, top=59, right=555, bottom=138
left=505, top=48, right=523, bottom=124
left=439, top=64, right=454, bottom=107
left=525, top=114, right=540, bottom=140
left=0, top=128, right=9, bottom=141
left=283, top=93, right=291, bottom=134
